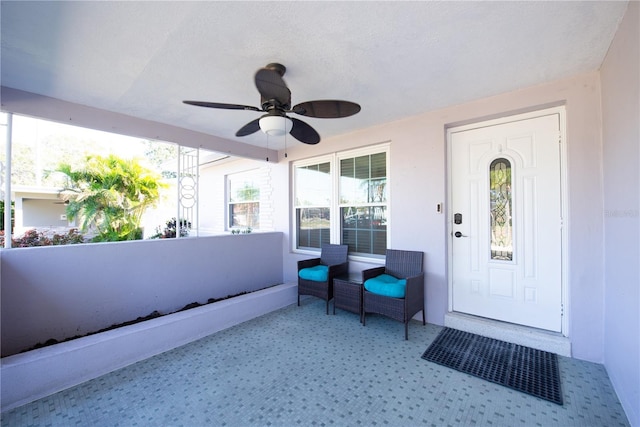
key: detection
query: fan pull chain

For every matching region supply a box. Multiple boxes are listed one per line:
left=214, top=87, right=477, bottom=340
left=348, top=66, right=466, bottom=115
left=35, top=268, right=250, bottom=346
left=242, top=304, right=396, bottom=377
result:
left=266, top=133, right=269, bottom=162
left=284, top=128, right=288, bottom=158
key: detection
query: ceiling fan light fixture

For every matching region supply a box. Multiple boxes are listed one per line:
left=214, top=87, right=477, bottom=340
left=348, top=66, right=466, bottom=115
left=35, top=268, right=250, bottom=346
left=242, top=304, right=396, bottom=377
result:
left=259, top=115, right=293, bottom=136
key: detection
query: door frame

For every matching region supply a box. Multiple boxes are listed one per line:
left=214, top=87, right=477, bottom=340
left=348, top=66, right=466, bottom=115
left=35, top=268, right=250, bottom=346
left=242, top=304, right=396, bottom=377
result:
left=446, top=106, right=569, bottom=336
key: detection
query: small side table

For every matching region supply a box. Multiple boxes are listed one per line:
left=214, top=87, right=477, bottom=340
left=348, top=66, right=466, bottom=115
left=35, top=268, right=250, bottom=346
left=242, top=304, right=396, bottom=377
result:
left=333, top=274, right=364, bottom=322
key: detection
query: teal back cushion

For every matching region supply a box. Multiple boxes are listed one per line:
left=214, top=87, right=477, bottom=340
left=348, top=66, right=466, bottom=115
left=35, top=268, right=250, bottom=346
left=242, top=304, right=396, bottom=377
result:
left=364, top=274, right=407, bottom=298
left=298, top=265, right=329, bottom=282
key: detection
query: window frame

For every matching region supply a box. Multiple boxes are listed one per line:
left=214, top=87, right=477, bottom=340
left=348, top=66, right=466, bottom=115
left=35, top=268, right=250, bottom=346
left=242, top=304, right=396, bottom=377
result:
left=292, top=143, right=390, bottom=260
left=292, top=154, right=334, bottom=252
left=489, top=157, right=514, bottom=262
left=226, top=168, right=262, bottom=231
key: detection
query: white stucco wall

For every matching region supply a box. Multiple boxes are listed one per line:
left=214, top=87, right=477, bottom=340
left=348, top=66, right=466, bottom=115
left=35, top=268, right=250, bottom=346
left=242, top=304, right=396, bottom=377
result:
left=21, top=199, right=67, bottom=228
left=600, top=2, right=640, bottom=425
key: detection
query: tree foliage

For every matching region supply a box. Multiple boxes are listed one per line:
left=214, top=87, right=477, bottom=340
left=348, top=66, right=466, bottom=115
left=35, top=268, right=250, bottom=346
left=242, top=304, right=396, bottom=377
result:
left=8, top=132, right=106, bottom=187
left=57, top=154, right=166, bottom=242
left=142, top=140, right=178, bottom=179
left=0, top=201, right=14, bottom=232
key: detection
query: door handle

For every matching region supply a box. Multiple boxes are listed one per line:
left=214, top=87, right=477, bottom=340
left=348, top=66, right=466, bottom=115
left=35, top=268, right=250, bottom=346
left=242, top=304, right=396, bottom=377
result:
left=454, top=231, right=468, bottom=238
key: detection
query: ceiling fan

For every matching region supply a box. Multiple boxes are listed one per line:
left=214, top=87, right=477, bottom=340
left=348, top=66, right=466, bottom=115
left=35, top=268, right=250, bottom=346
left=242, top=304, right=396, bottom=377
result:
left=183, top=63, right=361, bottom=145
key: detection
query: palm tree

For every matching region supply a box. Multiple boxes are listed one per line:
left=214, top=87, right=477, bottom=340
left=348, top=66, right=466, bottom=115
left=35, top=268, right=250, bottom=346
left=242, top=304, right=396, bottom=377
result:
left=57, top=154, right=166, bottom=241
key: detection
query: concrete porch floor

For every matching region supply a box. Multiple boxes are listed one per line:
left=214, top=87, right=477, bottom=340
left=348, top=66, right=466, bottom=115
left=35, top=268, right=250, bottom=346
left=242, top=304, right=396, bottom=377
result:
left=0, top=298, right=630, bottom=426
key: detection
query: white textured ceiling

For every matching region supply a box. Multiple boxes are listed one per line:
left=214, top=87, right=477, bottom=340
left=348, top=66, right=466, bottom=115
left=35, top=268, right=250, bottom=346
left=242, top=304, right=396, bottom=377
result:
left=0, top=1, right=628, bottom=150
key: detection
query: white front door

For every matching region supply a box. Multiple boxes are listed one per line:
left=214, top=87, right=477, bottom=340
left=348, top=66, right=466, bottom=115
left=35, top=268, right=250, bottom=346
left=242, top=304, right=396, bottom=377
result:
left=449, top=110, right=564, bottom=332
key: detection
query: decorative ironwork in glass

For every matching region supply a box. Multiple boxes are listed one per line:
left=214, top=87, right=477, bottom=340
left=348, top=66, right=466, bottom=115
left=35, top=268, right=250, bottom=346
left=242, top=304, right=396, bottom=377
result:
left=490, top=158, right=513, bottom=261
left=178, top=147, right=198, bottom=237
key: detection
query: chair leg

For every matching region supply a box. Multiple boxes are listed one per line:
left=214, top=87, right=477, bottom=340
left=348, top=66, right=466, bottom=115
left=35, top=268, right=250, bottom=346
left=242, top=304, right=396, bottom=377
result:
left=405, top=321, right=409, bottom=340
left=297, top=294, right=300, bottom=306
left=326, top=299, right=329, bottom=315
left=422, top=308, right=426, bottom=325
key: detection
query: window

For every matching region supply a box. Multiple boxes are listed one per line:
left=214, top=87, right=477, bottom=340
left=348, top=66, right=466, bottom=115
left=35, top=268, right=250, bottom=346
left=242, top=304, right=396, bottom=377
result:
left=228, top=170, right=260, bottom=230
left=294, top=161, right=331, bottom=249
left=293, top=145, right=389, bottom=257
left=489, top=158, right=513, bottom=261
left=340, top=152, right=387, bottom=255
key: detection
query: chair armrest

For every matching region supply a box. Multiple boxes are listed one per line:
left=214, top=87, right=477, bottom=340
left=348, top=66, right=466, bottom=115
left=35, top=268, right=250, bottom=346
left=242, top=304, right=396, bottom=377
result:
left=298, top=258, right=321, bottom=271
left=404, top=272, right=425, bottom=301
left=327, top=261, right=349, bottom=279
left=362, top=266, right=386, bottom=283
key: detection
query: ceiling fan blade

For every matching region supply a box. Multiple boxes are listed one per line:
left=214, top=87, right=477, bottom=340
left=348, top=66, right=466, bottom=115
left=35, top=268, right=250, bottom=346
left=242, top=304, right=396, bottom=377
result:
left=183, top=100, right=260, bottom=112
left=255, top=68, right=291, bottom=107
left=235, top=118, right=261, bottom=137
left=289, top=117, right=320, bottom=145
left=292, top=100, right=361, bottom=118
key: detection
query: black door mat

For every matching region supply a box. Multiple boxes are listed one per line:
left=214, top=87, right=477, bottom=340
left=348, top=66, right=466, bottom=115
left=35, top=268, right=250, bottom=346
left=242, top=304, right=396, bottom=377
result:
left=421, top=328, right=563, bottom=405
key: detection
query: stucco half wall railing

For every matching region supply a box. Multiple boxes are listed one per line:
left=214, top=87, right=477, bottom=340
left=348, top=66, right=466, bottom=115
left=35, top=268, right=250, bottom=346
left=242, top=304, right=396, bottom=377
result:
left=1, top=232, right=285, bottom=357
left=1, top=232, right=298, bottom=411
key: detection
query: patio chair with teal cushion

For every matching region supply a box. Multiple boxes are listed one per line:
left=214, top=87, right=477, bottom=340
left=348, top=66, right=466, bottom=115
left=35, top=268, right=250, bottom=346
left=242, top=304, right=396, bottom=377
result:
left=362, top=249, right=425, bottom=339
left=297, top=244, right=349, bottom=314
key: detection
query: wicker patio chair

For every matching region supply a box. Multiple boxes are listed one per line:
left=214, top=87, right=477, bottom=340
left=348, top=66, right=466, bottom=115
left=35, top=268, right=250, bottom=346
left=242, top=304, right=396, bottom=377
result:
left=362, top=249, right=425, bottom=339
left=297, top=244, right=349, bottom=314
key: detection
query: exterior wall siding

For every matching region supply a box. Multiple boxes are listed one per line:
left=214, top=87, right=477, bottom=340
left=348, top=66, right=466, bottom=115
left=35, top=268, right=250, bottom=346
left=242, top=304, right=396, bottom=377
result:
left=600, top=2, right=640, bottom=425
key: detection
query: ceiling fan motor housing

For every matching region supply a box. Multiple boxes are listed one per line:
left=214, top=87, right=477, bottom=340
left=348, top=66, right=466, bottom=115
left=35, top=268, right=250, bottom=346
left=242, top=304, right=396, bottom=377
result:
left=265, top=63, right=286, bottom=76
left=261, top=95, right=291, bottom=112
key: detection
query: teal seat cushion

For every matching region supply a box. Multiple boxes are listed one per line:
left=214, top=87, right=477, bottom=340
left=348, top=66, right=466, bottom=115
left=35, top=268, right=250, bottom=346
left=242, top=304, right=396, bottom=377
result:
left=298, top=265, right=329, bottom=282
left=364, top=274, right=407, bottom=298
